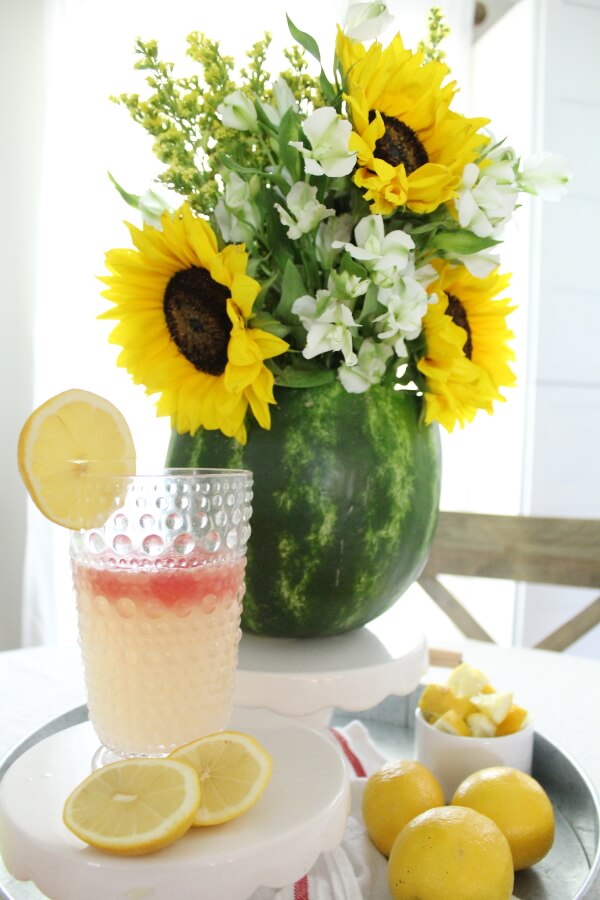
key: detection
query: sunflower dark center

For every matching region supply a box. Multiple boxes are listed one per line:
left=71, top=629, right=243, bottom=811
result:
left=446, top=293, right=473, bottom=359
left=163, top=267, right=231, bottom=376
left=373, top=113, right=429, bottom=174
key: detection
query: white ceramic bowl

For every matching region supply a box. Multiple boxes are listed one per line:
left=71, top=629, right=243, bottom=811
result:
left=415, top=708, right=534, bottom=802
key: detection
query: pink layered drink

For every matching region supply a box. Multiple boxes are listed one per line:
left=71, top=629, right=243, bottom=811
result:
left=73, top=553, right=246, bottom=756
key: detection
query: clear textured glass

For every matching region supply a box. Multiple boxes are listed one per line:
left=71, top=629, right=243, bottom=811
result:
left=70, top=468, right=253, bottom=758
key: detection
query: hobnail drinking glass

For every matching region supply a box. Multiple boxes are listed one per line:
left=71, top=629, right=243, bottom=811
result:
left=69, top=468, right=253, bottom=760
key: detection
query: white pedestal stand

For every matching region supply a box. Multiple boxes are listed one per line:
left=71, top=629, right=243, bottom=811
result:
left=235, top=615, right=428, bottom=728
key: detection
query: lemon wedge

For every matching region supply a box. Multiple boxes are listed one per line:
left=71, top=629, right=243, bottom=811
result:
left=63, top=758, right=201, bottom=855
left=433, top=710, right=471, bottom=736
left=18, top=389, right=135, bottom=529
left=496, top=704, right=529, bottom=736
left=466, top=712, right=497, bottom=738
left=169, top=730, right=273, bottom=826
left=446, top=663, right=490, bottom=699
left=471, top=690, right=513, bottom=725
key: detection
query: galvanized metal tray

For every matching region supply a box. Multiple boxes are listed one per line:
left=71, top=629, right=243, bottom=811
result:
left=0, top=696, right=599, bottom=900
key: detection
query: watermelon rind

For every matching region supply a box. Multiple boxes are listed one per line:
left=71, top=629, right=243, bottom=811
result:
left=166, top=381, right=441, bottom=637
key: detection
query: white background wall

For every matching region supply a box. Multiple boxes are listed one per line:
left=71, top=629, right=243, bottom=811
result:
left=0, top=0, right=44, bottom=649
left=517, top=0, right=600, bottom=655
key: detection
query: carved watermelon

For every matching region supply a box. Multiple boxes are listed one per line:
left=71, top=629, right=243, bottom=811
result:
left=166, top=381, right=441, bottom=637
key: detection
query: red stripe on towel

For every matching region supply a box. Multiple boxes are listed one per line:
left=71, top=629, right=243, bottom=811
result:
left=291, top=727, right=366, bottom=898
left=330, top=727, right=367, bottom=778
left=294, top=874, right=310, bottom=899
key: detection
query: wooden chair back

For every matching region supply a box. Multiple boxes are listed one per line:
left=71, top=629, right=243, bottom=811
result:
left=418, top=511, right=600, bottom=651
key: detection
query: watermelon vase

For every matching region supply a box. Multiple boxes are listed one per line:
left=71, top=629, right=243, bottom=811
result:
left=166, top=381, right=441, bottom=638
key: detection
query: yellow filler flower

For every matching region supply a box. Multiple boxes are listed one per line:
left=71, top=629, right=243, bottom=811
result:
left=100, top=204, right=288, bottom=444
left=336, top=29, right=489, bottom=215
left=417, top=262, right=516, bottom=431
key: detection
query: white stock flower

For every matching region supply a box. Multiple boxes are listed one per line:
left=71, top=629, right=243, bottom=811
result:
left=215, top=200, right=253, bottom=243
left=482, top=143, right=518, bottom=184
left=215, top=173, right=261, bottom=242
left=274, top=181, right=335, bottom=239
left=292, top=292, right=359, bottom=365
left=338, top=338, right=393, bottom=393
left=217, top=91, right=257, bottom=131
left=316, top=214, right=354, bottom=267
left=374, top=277, right=429, bottom=356
left=137, top=189, right=172, bottom=229
left=334, top=214, right=415, bottom=287
left=343, top=1, right=394, bottom=41
left=329, top=270, right=370, bottom=300
left=518, top=153, right=572, bottom=201
left=454, top=251, right=501, bottom=278
left=290, top=107, right=357, bottom=178
left=456, top=162, right=517, bottom=238
left=260, top=77, right=298, bottom=126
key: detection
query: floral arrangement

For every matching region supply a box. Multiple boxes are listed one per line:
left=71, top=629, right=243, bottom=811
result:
left=100, top=3, right=570, bottom=445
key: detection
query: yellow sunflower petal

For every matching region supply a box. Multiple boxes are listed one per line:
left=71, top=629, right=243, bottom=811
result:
left=249, top=328, right=290, bottom=361
left=417, top=262, right=516, bottom=431
left=245, top=368, right=276, bottom=430
left=230, top=273, right=261, bottom=320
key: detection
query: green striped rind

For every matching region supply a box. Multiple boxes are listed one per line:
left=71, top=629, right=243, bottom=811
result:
left=167, top=382, right=441, bottom=637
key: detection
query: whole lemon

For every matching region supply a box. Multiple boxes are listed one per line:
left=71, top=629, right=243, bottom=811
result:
left=388, top=806, right=514, bottom=900
left=451, top=766, right=555, bottom=870
left=362, top=759, right=444, bottom=856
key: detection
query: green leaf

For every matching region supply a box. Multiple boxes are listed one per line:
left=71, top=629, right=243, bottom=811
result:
left=356, top=283, right=384, bottom=325
left=275, top=367, right=336, bottom=388
left=274, top=259, right=308, bottom=323
left=108, top=172, right=140, bottom=210
left=339, top=252, right=369, bottom=279
left=286, top=15, right=321, bottom=63
left=249, top=312, right=292, bottom=340
left=278, top=107, right=302, bottom=181
left=430, top=229, right=500, bottom=255
left=319, top=69, right=337, bottom=105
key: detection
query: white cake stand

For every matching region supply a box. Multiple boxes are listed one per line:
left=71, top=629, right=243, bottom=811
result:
left=235, top=611, right=428, bottom=728
left=0, top=711, right=349, bottom=900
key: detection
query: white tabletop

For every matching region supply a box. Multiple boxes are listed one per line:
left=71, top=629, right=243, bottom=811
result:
left=2, top=637, right=599, bottom=795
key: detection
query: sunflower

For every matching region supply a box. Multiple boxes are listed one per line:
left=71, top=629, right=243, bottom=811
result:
left=335, top=29, right=489, bottom=215
left=99, top=204, right=288, bottom=444
left=416, top=261, right=516, bottom=431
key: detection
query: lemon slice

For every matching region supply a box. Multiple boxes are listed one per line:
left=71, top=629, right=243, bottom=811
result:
left=63, top=758, right=201, bottom=855
left=169, top=730, right=273, bottom=826
left=18, top=388, right=136, bottom=529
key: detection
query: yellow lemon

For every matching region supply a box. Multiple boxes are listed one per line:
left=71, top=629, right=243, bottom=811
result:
left=18, top=388, right=136, bottom=529
left=451, top=766, right=555, bottom=869
left=388, top=806, right=514, bottom=900
left=362, top=759, right=445, bottom=856
left=169, top=730, right=272, bottom=826
left=63, top=757, right=200, bottom=855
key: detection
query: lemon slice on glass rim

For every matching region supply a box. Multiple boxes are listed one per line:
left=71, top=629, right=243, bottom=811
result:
left=169, top=730, right=273, bottom=826
left=63, top=757, right=201, bottom=856
left=17, top=388, right=136, bottom=530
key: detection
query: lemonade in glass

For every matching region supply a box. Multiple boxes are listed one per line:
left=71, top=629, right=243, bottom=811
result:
left=70, top=468, right=253, bottom=758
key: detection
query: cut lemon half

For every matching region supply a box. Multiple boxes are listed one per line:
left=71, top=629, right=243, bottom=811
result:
left=63, top=757, right=201, bottom=856
left=169, top=731, right=273, bottom=826
left=18, top=388, right=135, bottom=529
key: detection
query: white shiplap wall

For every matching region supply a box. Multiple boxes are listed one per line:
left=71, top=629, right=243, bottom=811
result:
left=517, top=0, right=600, bottom=654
